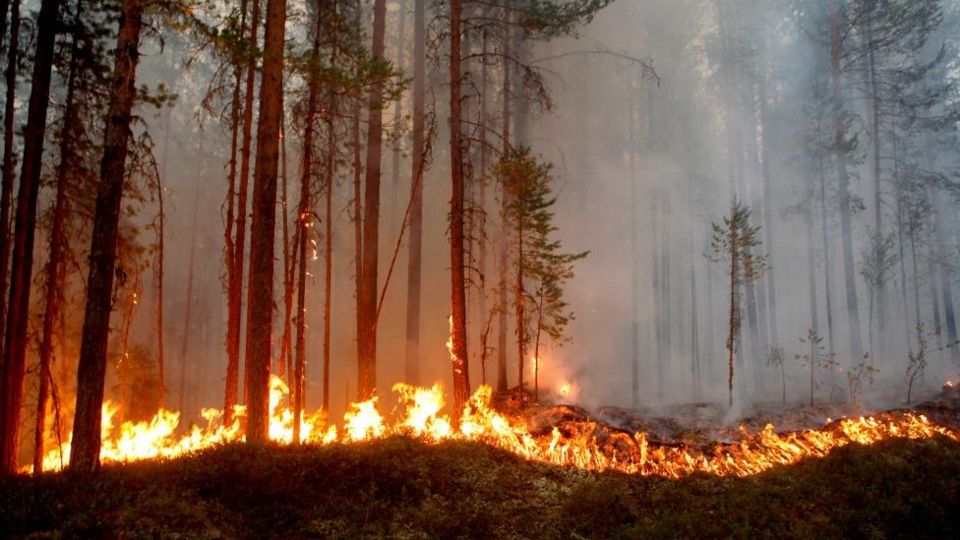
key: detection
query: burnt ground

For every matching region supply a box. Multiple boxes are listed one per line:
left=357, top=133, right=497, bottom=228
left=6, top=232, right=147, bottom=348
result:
left=2, top=400, right=960, bottom=539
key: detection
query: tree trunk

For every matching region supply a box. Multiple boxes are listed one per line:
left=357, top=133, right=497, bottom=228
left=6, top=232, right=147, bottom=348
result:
left=0, top=0, right=59, bottom=475
left=449, top=0, right=471, bottom=411
left=69, top=0, right=144, bottom=473
left=178, top=184, right=199, bottom=413
left=34, top=0, right=82, bottom=472
left=728, top=243, right=738, bottom=408
left=830, top=0, right=864, bottom=364
left=516, top=202, right=524, bottom=392
left=243, top=0, right=286, bottom=444
left=293, top=1, right=323, bottom=440
left=357, top=0, right=387, bottom=400
left=389, top=0, right=407, bottom=228
left=496, top=7, right=512, bottom=392
left=0, top=0, right=20, bottom=368
left=226, top=0, right=256, bottom=421
left=404, top=0, right=426, bottom=385
left=817, top=147, right=836, bottom=357
left=866, top=20, right=885, bottom=341
left=279, top=116, right=292, bottom=381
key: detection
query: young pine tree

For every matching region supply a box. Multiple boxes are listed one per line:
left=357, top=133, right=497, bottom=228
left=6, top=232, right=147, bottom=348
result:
left=497, top=148, right=587, bottom=400
left=710, top=199, right=767, bottom=408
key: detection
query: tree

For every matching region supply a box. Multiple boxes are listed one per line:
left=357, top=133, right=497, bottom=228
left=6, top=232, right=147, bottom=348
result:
left=0, top=0, right=20, bottom=365
left=404, top=0, right=426, bottom=386
left=243, top=0, right=285, bottom=444
left=449, top=0, right=471, bottom=412
left=796, top=328, right=837, bottom=407
left=69, top=0, right=145, bottom=473
left=357, top=0, right=387, bottom=401
left=496, top=148, right=586, bottom=400
left=0, top=0, right=60, bottom=475
left=710, top=199, right=767, bottom=408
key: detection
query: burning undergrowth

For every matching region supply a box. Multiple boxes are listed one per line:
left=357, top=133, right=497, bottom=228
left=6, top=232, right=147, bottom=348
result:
left=26, top=375, right=960, bottom=479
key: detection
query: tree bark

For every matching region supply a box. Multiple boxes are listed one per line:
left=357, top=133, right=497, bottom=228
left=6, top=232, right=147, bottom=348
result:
left=496, top=6, right=512, bottom=393
left=449, top=0, right=471, bottom=412
left=404, top=0, right=426, bottom=385
left=243, top=0, right=286, bottom=444
left=357, top=0, right=387, bottom=400
left=69, top=0, right=144, bottom=473
left=830, top=0, right=864, bottom=364
left=0, top=0, right=20, bottom=368
left=34, top=0, right=82, bottom=472
left=226, top=0, right=256, bottom=421
left=0, top=0, right=58, bottom=475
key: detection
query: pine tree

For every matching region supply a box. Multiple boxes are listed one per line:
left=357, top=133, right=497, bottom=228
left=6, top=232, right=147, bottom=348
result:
left=710, top=199, right=767, bottom=408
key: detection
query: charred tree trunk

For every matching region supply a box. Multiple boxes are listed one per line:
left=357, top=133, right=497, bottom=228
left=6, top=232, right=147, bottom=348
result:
left=243, top=0, right=286, bottom=444
left=404, top=0, right=426, bottom=385
left=449, top=0, right=471, bottom=411
left=69, top=0, right=144, bottom=473
left=0, top=0, right=20, bottom=366
left=0, top=0, right=59, bottom=474
left=358, top=0, right=387, bottom=400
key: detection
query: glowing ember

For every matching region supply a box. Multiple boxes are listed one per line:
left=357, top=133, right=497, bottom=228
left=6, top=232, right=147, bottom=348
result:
left=28, top=377, right=960, bottom=478
left=559, top=382, right=572, bottom=397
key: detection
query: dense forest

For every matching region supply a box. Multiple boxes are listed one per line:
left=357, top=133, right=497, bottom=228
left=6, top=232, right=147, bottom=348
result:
left=0, top=0, right=958, bottom=476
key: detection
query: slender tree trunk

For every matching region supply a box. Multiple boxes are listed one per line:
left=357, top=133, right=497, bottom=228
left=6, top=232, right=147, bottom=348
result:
left=830, top=0, right=864, bottom=363
left=628, top=75, right=640, bottom=408
left=178, top=186, right=199, bottom=413
left=806, top=194, right=819, bottom=335
left=69, top=0, right=144, bottom=473
left=449, top=0, right=471, bottom=411
left=728, top=245, right=739, bottom=408
left=293, top=1, right=323, bottom=440
left=404, top=0, right=426, bottom=385
left=516, top=204, right=524, bottom=392
left=34, top=0, right=82, bottom=472
left=817, top=148, right=836, bottom=357
left=322, top=98, right=335, bottom=411
left=357, top=0, right=387, bottom=400
left=496, top=7, right=511, bottom=392
left=934, top=202, right=958, bottom=360
left=389, top=0, right=407, bottom=228
left=351, top=0, right=364, bottom=389
left=866, top=21, right=885, bottom=340
left=477, top=12, right=490, bottom=384
left=226, top=0, right=256, bottom=420
left=279, top=117, right=292, bottom=381
left=757, top=57, right=778, bottom=349
left=0, top=0, right=59, bottom=474
left=0, top=0, right=20, bottom=367
left=156, top=150, right=166, bottom=405
left=243, top=0, right=286, bottom=444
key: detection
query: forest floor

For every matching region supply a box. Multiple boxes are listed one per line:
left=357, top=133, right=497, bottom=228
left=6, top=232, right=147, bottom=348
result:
left=2, top=426, right=960, bottom=539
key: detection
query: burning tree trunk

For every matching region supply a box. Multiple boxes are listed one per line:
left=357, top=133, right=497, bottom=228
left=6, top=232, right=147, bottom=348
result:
left=69, top=0, right=144, bottom=473
left=243, top=0, right=286, bottom=444
left=0, top=0, right=59, bottom=475
left=226, top=0, right=259, bottom=417
left=358, top=0, right=387, bottom=400
left=449, top=0, right=471, bottom=412
left=404, top=0, right=426, bottom=386
left=0, top=0, right=20, bottom=366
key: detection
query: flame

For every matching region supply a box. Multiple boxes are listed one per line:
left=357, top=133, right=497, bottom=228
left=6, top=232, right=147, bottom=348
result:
left=28, top=378, right=960, bottom=478
left=559, top=382, right=572, bottom=397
